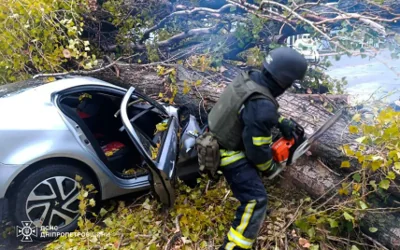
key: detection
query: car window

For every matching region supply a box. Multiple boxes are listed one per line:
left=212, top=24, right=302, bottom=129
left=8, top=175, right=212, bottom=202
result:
left=0, top=79, right=46, bottom=98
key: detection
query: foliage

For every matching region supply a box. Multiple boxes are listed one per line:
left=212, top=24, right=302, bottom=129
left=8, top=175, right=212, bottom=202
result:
left=0, top=0, right=97, bottom=83
left=293, top=107, right=400, bottom=245
left=45, top=177, right=238, bottom=250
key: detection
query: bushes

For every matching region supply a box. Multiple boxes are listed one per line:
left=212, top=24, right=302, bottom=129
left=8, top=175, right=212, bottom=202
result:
left=0, top=0, right=97, bottom=84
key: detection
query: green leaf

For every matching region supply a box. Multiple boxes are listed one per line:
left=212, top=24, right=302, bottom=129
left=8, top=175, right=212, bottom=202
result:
left=369, top=180, right=377, bottom=189
left=149, top=244, right=157, bottom=250
left=379, top=179, right=390, bottom=190
left=359, top=201, right=368, bottom=210
left=99, top=208, right=108, bottom=217
left=352, top=173, right=361, bottom=182
left=103, top=217, right=113, bottom=227
left=310, top=244, right=319, bottom=250
left=369, top=227, right=378, bottom=233
left=351, top=246, right=360, bottom=250
left=387, top=171, right=396, bottom=180
left=327, top=218, right=339, bottom=228
left=343, top=212, right=354, bottom=222
left=307, top=226, right=316, bottom=239
left=395, top=162, right=400, bottom=170
left=341, top=161, right=351, bottom=168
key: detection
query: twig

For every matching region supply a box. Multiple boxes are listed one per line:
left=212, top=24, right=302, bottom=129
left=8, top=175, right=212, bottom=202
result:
left=361, top=232, right=389, bottom=250
left=32, top=54, right=139, bottom=79
left=222, top=190, right=231, bottom=204
left=281, top=200, right=304, bottom=232
left=204, top=180, right=211, bottom=194
left=141, top=4, right=235, bottom=43
left=117, top=234, right=124, bottom=250
left=317, top=158, right=341, bottom=177
left=164, top=214, right=183, bottom=250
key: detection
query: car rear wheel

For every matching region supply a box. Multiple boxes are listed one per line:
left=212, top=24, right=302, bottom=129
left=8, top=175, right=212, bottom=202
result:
left=11, top=163, right=97, bottom=240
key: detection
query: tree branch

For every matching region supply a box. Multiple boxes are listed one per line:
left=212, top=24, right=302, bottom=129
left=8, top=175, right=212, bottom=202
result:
left=157, top=23, right=226, bottom=48
left=140, top=4, right=235, bottom=43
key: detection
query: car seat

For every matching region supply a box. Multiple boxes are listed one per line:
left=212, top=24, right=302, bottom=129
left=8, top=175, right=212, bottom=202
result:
left=75, top=93, right=133, bottom=173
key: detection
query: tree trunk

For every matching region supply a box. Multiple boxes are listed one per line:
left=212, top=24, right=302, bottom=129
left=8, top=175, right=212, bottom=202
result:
left=92, top=62, right=400, bottom=248
left=283, top=159, right=400, bottom=249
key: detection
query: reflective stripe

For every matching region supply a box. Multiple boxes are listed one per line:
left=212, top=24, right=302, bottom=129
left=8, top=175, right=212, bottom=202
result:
left=279, top=116, right=285, bottom=123
left=252, top=136, right=272, bottom=146
left=220, top=151, right=246, bottom=167
left=225, top=242, right=236, bottom=250
left=256, top=159, right=273, bottom=171
left=236, top=200, right=256, bottom=234
left=220, top=149, right=242, bottom=157
left=227, top=227, right=254, bottom=249
left=238, top=105, right=245, bottom=115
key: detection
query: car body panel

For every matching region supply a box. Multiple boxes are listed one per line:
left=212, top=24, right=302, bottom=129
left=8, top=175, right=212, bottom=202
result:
left=120, top=87, right=177, bottom=207
left=0, top=76, right=200, bottom=206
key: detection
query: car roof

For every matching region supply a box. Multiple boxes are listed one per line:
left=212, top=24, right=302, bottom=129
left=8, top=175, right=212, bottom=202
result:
left=0, top=76, right=123, bottom=99
left=0, top=76, right=127, bottom=131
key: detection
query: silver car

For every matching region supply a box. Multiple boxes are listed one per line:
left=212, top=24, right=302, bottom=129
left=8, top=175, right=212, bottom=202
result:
left=0, top=76, right=202, bottom=237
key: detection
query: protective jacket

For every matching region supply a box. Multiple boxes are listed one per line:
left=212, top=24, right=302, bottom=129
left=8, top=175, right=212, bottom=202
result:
left=208, top=70, right=279, bottom=150
left=208, top=69, right=286, bottom=172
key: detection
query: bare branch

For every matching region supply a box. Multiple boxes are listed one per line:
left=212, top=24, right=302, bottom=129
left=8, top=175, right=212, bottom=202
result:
left=157, top=23, right=226, bottom=48
left=140, top=4, right=235, bottom=43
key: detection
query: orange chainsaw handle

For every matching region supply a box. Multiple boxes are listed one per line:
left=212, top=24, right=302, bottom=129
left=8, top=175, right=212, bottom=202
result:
left=271, top=137, right=295, bottom=163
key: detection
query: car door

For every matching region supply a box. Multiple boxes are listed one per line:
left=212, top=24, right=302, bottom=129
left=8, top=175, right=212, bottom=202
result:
left=120, top=87, right=178, bottom=207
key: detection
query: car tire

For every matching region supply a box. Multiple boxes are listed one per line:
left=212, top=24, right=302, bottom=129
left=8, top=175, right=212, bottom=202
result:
left=10, top=163, right=98, bottom=241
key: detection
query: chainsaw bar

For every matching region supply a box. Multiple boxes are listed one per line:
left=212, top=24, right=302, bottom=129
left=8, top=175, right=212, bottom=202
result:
left=291, top=109, right=343, bottom=163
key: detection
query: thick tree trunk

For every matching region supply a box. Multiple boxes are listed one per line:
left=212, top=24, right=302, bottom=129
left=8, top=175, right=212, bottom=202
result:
left=283, top=159, right=400, bottom=249
left=93, top=62, right=400, bottom=248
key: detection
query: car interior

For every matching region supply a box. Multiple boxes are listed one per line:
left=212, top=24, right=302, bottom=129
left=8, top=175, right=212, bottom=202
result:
left=58, top=91, right=169, bottom=179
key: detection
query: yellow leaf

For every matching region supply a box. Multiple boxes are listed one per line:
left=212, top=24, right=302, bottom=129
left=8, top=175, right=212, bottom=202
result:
left=89, top=198, right=96, bottom=207
left=349, top=126, right=359, bottom=134
left=371, top=160, right=382, bottom=171
left=341, top=161, right=351, bottom=168
left=353, top=183, right=361, bottom=192
left=395, top=162, right=400, bottom=170
left=338, top=187, right=349, bottom=195
left=85, top=184, right=95, bottom=191
left=158, top=92, right=163, bottom=98
left=155, top=122, right=168, bottom=133
left=183, top=80, right=191, bottom=94
left=75, top=175, right=83, bottom=181
left=195, top=79, right=202, bottom=86
left=387, top=171, right=396, bottom=180
left=352, top=113, right=361, bottom=122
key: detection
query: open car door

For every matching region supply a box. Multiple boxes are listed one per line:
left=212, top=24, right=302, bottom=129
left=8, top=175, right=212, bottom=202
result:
left=120, top=87, right=178, bottom=207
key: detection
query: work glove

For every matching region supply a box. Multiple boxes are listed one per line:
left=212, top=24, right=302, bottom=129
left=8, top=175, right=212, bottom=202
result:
left=278, top=118, right=295, bottom=140
left=261, top=160, right=283, bottom=180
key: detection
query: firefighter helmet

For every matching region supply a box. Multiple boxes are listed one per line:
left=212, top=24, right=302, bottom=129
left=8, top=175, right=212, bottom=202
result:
left=263, top=47, right=308, bottom=89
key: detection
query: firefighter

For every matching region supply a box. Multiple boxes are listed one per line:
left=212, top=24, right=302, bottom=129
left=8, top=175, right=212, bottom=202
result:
left=205, top=47, right=308, bottom=249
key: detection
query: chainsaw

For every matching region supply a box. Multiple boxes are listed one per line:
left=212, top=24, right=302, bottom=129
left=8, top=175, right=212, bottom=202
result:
left=269, top=109, right=343, bottom=179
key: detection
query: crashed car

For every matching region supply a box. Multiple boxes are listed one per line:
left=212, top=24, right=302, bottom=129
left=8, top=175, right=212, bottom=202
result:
left=0, top=76, right=203, bottom=236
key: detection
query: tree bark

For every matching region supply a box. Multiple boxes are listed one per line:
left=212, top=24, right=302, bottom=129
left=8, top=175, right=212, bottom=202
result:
left=282, top=159, right=400, bottom=249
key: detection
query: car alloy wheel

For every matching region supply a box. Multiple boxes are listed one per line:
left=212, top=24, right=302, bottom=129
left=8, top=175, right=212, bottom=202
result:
left=25, top=176, right=79, bottom=229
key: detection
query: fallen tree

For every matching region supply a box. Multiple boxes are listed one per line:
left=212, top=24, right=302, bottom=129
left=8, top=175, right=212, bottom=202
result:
left=86, top=61, right=400, bottom=249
